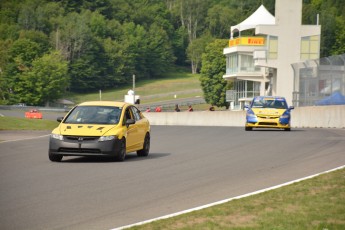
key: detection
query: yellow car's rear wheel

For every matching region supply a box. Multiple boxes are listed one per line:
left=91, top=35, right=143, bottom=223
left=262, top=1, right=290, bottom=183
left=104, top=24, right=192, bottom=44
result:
left=137, top=133, right=150, bottom=157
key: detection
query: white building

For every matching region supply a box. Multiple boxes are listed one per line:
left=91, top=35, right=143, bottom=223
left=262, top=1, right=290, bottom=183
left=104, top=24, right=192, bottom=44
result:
left=223, top=0, right=321, bottom=110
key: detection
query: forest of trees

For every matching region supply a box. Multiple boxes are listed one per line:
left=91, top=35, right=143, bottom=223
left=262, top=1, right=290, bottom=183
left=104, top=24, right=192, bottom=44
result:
left=0, top=0, right=344, bottom=106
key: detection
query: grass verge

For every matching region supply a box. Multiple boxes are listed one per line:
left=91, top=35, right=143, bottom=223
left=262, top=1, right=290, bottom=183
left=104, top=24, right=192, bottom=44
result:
left=129, top=167, right=345, bottom=229
left=68, top=69, right=202, bottom=104
left=0, top=117, right=58, bottom=130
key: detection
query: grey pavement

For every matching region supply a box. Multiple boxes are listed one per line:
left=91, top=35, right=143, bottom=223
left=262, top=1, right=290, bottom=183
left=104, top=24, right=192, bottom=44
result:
left=0, top=130, right=51, bottom=142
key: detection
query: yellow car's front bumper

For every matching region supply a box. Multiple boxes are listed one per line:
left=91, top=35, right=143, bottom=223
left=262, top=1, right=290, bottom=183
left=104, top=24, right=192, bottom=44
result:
left=245, top=116, right=291, bottom=130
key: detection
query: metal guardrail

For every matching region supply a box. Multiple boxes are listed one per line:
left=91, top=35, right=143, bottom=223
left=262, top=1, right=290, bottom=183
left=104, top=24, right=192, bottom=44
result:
left=0, top=96, right=206, bottom=113
left=138, top=97, right=206, bottom=112
left=0, top=105, right=68, bottom=112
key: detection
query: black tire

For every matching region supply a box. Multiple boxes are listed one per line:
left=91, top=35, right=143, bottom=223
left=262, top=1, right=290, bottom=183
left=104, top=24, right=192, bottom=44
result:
left=49, top=152, right=63, bottom=162
left=137, top=133, right=150, bottom=157
left=284, top=128, right=291, bottom=131
left=245, top=127, right=252, bottom=131
left=115, top=138, right=126, bottom=162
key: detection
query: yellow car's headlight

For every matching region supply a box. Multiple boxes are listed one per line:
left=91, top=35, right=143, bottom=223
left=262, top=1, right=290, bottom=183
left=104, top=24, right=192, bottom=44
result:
left=99, top=135, right=116, bottom=142
left=51, top=133, right=64, bottom=140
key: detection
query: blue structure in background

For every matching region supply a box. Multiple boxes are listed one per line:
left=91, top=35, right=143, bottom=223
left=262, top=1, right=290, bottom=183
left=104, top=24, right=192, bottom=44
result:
left=315, top=91, right=345, bottom=105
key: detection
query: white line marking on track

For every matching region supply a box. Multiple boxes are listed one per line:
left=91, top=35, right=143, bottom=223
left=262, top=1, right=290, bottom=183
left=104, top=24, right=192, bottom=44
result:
left=111, top=165, right=345, bottom=230
left=0, top=134, right=50, bottom=143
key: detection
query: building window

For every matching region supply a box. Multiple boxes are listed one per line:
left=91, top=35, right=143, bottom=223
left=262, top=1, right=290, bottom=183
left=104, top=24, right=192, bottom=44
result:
left=246, top=80, right=261, bottom=98
left=227, top=53, right=261, bottom=74
left=301, top=35, right=320, bottom=60
left=240, top=54, right=261, bottom=72
left=233, top=80, right=261, bottom=109
left=268, top=36, right=278, bottom=59
left=240, top=54, right=253, bottom=72
left=226, top=54, right=238, bottom=74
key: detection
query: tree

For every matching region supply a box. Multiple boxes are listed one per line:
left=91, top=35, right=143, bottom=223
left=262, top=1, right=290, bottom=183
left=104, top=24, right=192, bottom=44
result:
left=171, top=26, right=188, bottom=66
left=186, top=34, right=213, bottom=73
left=9, top=38, right=42, bottom=68
left=18, top=30, right=50, bottom=55
left=2, top=38, right=43, bottom=104
left=0, top=39, right=12, bottom=74
left=206, top=5, right=237, bottom=39
left=35, top=1, right=64, bottom=34
left=0, top=23, right=20, bottom=40
left=121, top=22, right=149, bottom=80
left=102, top=37, right=130, bottom=86
left=173, top=0, right=210, bottom=73
left=0, top=39, right=13, bottom=103
left=332, top=16, right=345, bottom=55
left=68, top=36, right=109, bottom=92
left=89, top=10, right=108, bottom=38
left=200, top=39, right=229, bottom=108
left=146, top=23, right=175, bottom=77
left=3, top=38, right=67, bottom=105
left=17, top=0, right=37, bottom=30
left=16, top=51, right=69, bottom=105
left=29, top=51, right=69, bottom=104
left=1, top=0, right=345, bottom=106
left=56, top=11, right=92, bottom=61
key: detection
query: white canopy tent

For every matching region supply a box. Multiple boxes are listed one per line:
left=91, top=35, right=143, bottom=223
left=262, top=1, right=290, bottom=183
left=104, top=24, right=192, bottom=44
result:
left=230, top=5, right=275, bottom=38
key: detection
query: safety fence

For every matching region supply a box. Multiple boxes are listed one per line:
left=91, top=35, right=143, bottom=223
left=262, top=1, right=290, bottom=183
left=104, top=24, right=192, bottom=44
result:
left=144, top=105, right=345, bottom=129
left=291, top=53, right=345, bottom=107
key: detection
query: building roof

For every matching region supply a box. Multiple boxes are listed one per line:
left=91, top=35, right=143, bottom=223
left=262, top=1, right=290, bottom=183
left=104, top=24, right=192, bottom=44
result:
left=231, top=5, right=275, bottom=38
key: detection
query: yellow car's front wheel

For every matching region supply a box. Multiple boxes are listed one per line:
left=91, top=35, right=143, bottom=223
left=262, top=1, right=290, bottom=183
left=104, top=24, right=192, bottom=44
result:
left=49, top=152, right=63, bottom=162
left=245, top=126, right=253, bottom=131
left=115, top=138, right=126, bottom=162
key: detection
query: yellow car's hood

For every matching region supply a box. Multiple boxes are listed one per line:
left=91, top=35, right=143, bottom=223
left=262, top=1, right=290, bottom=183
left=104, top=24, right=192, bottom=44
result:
left=252, top=108, right=286, bottom=116
left=58, top=123, right=116, bottom=136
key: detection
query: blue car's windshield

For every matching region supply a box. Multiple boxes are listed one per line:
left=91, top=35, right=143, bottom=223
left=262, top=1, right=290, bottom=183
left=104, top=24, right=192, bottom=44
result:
left=64, top=106, right=122, bottom=124
left=252, top=98, right=287, bottom=109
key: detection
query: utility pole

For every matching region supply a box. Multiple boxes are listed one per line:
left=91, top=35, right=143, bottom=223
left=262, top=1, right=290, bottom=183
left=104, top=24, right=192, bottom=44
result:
left=133, top=74, right=135, bottom=104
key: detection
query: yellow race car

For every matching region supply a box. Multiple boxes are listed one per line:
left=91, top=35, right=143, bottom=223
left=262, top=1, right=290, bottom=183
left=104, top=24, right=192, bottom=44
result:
left=49, top=101, right=150, bottom=162
left=245, top=96, right=294, bottom=131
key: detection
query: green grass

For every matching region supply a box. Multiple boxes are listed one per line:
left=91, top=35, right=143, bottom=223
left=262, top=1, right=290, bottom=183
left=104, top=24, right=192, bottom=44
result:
left=65, top=68, right=224, bottom=110
left=0, top=116, right=58, bottom=130
left=68, top=68, right=202, bottom=104
left=130, top=168, right=345, bottom=229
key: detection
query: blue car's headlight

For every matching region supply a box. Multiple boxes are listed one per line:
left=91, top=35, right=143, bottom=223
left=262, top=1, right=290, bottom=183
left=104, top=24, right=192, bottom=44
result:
left=99, top=135, right=116, bottom=142
left=51, top=133, right=64, bottom=140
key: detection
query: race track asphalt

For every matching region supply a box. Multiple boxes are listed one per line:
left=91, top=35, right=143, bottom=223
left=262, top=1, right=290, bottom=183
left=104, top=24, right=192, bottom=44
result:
left=1, top=126, right=345, bottom=230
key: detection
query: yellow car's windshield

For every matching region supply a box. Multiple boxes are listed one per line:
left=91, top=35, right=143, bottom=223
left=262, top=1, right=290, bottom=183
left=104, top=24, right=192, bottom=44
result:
left=252, top=99, right=287, bottom=109
left=64, top=106, right=122, bottom=124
